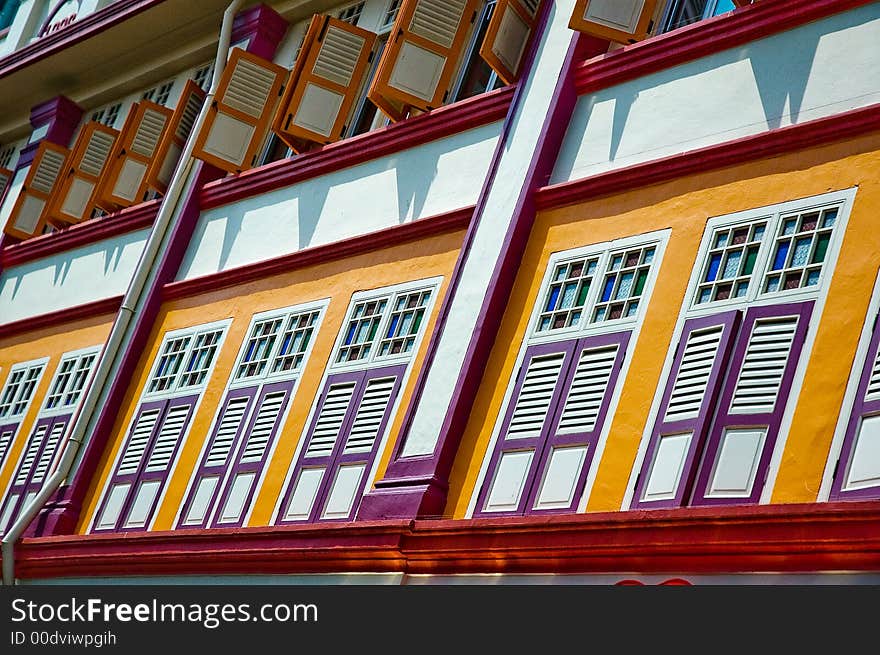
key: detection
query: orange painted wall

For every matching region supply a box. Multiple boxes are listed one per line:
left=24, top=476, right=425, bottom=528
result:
left=76, top=229, right=464, bottom=533
left=0, top=315, right=114, bottom=498
left=447, top=131, right=880, bottom=517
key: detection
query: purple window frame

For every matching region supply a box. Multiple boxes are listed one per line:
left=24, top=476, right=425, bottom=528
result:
left=829, top=308, right=880, bottom=500
left=177, top=386, right=257, bottom=529
left=211, top=379, right=295, bottom=528
left=93, top=395, right=197, bottom=533
left=278, top=364, right=406, bottom=524
left=690, top=301, right=813, bottom=506
left=0, top=414, right=70, bottom=533
left=631, top=311, right=741, bottom=510
left=474, top=331, right=630, bottom=518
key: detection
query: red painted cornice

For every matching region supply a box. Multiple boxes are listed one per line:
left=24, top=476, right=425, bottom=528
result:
left=0, top=0, right=164, bottom=80
left=10, top=502, right=880, bottom=578
left=0, top=295, right=121, bottom=340
left=574, top=0, right=875, bottom=96
left=536, top=101, right=880, bottom=211
left=199, top=86, right=513, bottom=210
left=162, top=206, right=474, bottom=301
left=0, top=201, right=158, bottom=268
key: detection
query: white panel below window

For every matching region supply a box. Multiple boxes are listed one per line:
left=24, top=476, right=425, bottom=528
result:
left=844, top=415, right=880, bottom=491
left=533, top=445, right=588, bottom=511
left=321, top=464, right=366, bottom=520
left=484, top=449, right=534, bottom=512
left=293, top=84, right=344, bottom=137
left=15, top=195, right=46, bottom=233
left=643, top=432, right=692, bottom=502
left=112, top=159, right=148, bottom=202
left=389, top=42, right=445, bottom=102
left=706, top=427, right=767, bottom=498
left=183, top=476, right=219, bottom=525
left=584, top=0, right=644, bottom=32
left=492, top=5, right=530, bottom=74
left=284, top=467, right=324, bottom=521
left=0, top=494, right=19, bottom=531
left=218, top=472, right=256, bottom=523
left=202, top=113, right=255, bottom=167
left=60, top=178, right=95, bottom=219
left=96, top=483, right=130, bottom=530
left=124, top=480, right=161, bottom=528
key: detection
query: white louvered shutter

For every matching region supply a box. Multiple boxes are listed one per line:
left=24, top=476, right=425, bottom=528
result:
left=304, top=381, right=357, bottom=458
left=149, top=80, right=205, bottom=193
left=3, top=142, right=69, bottom=240
left=193, top=49, right=287, bottom=174
left=479, top=0, right=542, bottom=84
left=0, top=427, right=13, bottom=467
left=30, top=419, right=67, bottom=485
left=569, top=0, right=657, bottom=44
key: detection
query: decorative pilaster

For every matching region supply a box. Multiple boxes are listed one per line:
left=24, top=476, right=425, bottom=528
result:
left=232, top=3, right=288, bottom=60
left=17, top=95, right=83, bottom=169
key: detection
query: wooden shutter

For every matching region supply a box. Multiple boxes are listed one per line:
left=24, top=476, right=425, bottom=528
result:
left=367, top=0, right=482, bottom=121
left=0, top=166, right=13, bottom=205
left=631, top=311, right=740, bottom=509
left=96, top=101, right=173, bottom=210
left=691, top=302, right=813, bottom=505
left=273, top=15, right=377, bottom=153
left=479, top=0, right=541, bottom=84
left=178, top=388, right=255, bottom=528
left=46, top=121, right=119, bottom=226
left=192, top=48, right=287, bottom=174
left=2, top=142, right=69, bottom=240
left=212, top=379, right=294, bottom=527
left=475, top=341, right=578, bottom=516
left=147, top=81, right=206, bottom=194
left=569, top=0, right=658, bottom=44
left=831, top=304, right=880, bottom=500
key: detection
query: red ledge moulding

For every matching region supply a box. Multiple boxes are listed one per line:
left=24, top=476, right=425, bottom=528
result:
left=536, top=102, right=880, bottom=211
left=8, top=502, right=880, bottom=578
left=199, top=86, right=514, bottom=210
left=574, top=0, right=875, bottom=96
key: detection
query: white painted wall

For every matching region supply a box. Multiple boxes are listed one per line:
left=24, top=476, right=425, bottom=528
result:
left=552, top=4, right=880, bottom=184
left=177, top=122, right=501, bottom=281
left=0, top=228, right=148, bottom=323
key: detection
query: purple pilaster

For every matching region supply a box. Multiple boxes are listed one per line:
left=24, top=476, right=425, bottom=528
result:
left=231, top=3, right=289, bottom=61
left=357, top=7, right=610, bottom=520
left=18, top=95, right=83, bottom=169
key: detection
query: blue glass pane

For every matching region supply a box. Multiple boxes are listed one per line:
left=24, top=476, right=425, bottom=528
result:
left=344, top=323, right=357, bottom=346
left=279, top=334, right=292, bottom=355
left=601, top=277, right=615, bottom=302
left=772, top=241, right=790, bottom=270
left=713, top=0, right=736, bottom=15
left=545, top=286, right=560, bottom=311
left=386, top=315, right=400, bottom=338
left=698, top=288, right=712, bottom=304
left=706, top=253, right=722, bottom=282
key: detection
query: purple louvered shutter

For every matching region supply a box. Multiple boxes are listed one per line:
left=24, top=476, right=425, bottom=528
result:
left=212, top=379, right=295, bottom=527
left=632, top=311, right=741, bottom=509
left=279, top=364, right=406, bottom=523
left=178, top=387, right=257, bottom=528
left=93, top=395, right=197, bottom=532
left=831, top=307, right=880, bottom=500
left=0, top=421, right=18, bottom=472
left=474, top=340, right=579, bottom=517
left=691, top=301, right=813, bottom=506
left=0, top=414, right=70, bottom=533
left=526, top=331, right=630, bottom=514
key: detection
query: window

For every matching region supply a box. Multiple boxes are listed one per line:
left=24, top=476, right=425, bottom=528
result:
left=0, top=144, right=17, bottom=170
left=90, top=103, right=122, bottom=128
left=451, top=0, right=504, bottom=102
left=656, top=0, right=736, bottom=34
left=276, top=279, right=440, bottom=524
left=471, top=232, right=666, bottom=517
left=338, top=2, right=366, bottom=24
left=91, top=321, right=228, bottom=533
left=631, top=190, right=853, bottom=510
left=382, top=0, right=403, bottom=29
left=193, top=63, right=214, bottom=91
left=0, top=348, right=99, bottom=534
left=178, top=303, right=325, bottom=529
left=142, top=81, right=175, bottom=107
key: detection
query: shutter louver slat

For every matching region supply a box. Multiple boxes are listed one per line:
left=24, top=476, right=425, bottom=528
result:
left=31, top=151, right=66, bottom=193
left=664, top=326, right=725, bottom=422
left=224, top=59, right=277, bottom=117
left=506, top=354, right=566, bottom=439
left=118, top=409, right=161, bottom=475
left=343, top=377, right=395, bottom=454
left=14, top=425, right=47, bottom=486
left=31, top=420, right=66, bottom=484
left=144, top=404, right=190, bottom=472
left=410, top=0, right=467, bottom=48
left=306, top=382, right=357, bottom=458
left=79, top=131, right=115, bottom=177
left=0, top=429, right=13, bottom=464
left=176, top=93, right=203, bottom=141
left=557, top=345, right=618, bottom=433
left=130, top=109, right=168, bottom=157
left=240, top=391, right=286, bottom=462
left=313, top=27, right=364, bottom=86
left=205, top=396, right=250, bottom=467
left=729, top=317, right=798, bottom=414
left=866, top=347, right=880, bottom=400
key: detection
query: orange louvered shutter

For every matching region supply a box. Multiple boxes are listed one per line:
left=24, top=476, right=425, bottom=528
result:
left=192, top=48, right=287, bottom=174
left=96, top=101, right=173, bottom=210
left=46, top=121, right=119, bottom=226
left=367, top=0, right=481, bottom=121
left=273, top=15, right=377, bottom=153
left=2, top=143, right=69, bottom=240
left=479, top=0, right=541, bottom=84
left=569, top=0, right=658, bottom=44
left=147, top=81, right=206, bottom=194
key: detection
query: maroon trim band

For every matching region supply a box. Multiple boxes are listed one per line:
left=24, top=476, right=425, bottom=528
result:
left=0, top=296, right=122, bottom=340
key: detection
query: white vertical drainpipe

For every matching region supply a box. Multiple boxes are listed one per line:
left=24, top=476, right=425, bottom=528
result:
left=0, top=0, right=245, bottom=586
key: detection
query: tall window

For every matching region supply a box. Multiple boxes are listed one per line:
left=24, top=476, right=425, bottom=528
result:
left=0, top=348, right=100, bottom=534
left=471, top=232, right=667, bottom=517
left=177, top=302, right=326, bottom=529
left=631, top=189, right=853, bottom=510
left=276, top=278, right=439, bottom=524
left=91, top=321, right=228, bottom=533
left=657, top=0, right=736, bottom=33
left=451, top=0, right=504, bottom=102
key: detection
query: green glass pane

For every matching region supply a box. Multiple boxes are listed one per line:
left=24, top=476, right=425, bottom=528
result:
left=812, top=233, right=830, bottom=263
left=634, top=270, right=648, bottom=296
left=412, top=310, right=424, bottom=334
left=743, top=246, right=758, bottom=276
left=576, top=281, right=590, bottom=306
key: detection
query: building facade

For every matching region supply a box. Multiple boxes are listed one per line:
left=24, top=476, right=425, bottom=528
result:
left=0, top=0, right=879, bottom=584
